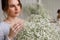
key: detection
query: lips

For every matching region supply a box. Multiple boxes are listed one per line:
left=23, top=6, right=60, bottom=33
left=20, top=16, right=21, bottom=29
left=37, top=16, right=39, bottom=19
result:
left=15, top=12, right=19, bottom=14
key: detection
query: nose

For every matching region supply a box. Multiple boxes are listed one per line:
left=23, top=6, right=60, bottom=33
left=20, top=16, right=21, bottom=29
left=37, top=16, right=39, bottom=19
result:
left=15, top=6, right=18, bottom=11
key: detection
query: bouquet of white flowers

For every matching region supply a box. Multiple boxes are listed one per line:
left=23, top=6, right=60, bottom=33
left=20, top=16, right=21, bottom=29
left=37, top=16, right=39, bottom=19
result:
left=16, top=5, right=60, bottom=40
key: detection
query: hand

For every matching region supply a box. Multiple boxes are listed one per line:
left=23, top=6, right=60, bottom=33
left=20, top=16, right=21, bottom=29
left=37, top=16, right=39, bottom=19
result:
left=8, top=20, right=24, bottom=40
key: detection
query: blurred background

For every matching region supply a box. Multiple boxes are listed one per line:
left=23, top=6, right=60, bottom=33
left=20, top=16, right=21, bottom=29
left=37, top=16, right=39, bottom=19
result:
left=0, top=0, right=60, bottom=21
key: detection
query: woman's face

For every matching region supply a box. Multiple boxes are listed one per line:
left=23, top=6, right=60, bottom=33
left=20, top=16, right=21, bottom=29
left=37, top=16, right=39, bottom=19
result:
left=6, top=0, right=22, bottom=17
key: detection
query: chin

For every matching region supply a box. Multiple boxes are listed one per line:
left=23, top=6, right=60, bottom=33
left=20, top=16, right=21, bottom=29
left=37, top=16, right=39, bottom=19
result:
left=14, top=14, right=20, bottom=17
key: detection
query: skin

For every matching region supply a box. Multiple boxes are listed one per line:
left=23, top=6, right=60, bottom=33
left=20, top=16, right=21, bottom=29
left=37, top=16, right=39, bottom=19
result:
left=4, top=0, right=24, bottom=40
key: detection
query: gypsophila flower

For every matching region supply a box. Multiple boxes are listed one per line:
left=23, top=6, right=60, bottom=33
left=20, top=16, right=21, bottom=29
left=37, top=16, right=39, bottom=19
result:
left=16, top=5, right=60, bottom=40
left=16, top=14, right=60, bottom=40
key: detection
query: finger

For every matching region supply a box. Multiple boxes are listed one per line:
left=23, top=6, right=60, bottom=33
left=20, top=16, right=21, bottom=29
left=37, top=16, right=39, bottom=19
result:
left=14, top=21, right=24, bottom=30
left=11, top=21, right=24, bottom=33
left=11, top=23, right=21, bottom=31
left=12, top=23, right=20, bottom=29
left=15, top=24, right=24, bottom=34
left=12, top=23, right=23, bottom=34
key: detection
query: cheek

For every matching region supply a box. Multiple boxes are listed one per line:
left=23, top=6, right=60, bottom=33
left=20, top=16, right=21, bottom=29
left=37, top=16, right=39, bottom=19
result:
left=18, top=6, right=22, bottom=12
left=6, top=8, right=15, bottom=16
left=8, top=8, right=15, bottom=13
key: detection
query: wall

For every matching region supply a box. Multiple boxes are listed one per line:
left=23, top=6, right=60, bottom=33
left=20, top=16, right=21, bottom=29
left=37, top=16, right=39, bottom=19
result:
left=42, top=0, right=60, bottom=20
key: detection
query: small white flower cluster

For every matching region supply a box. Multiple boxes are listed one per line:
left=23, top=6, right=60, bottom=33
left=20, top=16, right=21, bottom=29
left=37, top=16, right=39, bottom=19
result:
left=16, top=14, right=60, bottom=40
left=16, top=5, right=60, bottom=40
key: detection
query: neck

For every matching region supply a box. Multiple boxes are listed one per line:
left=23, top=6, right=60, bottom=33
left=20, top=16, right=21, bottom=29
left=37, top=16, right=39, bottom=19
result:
left=5, top=16, right=18, bottom=22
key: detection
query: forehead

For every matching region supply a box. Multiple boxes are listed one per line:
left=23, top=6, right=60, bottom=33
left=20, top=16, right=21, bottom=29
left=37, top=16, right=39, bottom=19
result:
left=8, top=0, right=19, bottom=5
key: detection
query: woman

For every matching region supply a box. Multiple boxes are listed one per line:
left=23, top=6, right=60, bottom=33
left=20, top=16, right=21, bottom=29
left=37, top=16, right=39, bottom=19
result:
left=0, top=0, right=24, bottom=40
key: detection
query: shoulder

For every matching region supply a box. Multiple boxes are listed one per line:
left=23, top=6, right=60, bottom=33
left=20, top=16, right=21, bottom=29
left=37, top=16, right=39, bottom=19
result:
left=0, top=22, right=5, bottom=38
left=0, top=22, right=10, bottom=28
left=0, top=21, right=10, bottom=30
left=0, top=22, right=10, bottom=35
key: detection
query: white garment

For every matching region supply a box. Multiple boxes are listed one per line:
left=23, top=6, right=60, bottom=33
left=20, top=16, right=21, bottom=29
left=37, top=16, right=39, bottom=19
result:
left=0, top=22, right=10, bottom=40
